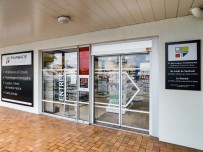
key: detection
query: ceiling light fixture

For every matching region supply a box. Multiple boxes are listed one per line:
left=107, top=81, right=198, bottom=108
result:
left=190, top=7, right=203, bottom=19
left=57, top=16, right=71, bottom=24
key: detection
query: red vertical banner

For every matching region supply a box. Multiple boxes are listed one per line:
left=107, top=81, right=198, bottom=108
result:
left=79, top=47, right=89, bottom=75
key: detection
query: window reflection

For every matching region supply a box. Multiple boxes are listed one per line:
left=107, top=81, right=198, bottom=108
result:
left=43, top=53, right=63, bottom=69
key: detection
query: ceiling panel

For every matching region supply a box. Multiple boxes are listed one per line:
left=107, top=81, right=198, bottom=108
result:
left=0, top=0, right=196, bottom=47
left=177, top=0, right=194, bottom=17
left=77, top=0, right=118, bottom=27
left=122, top=0, right=145, bottom=24
left=93, top=0, right=127, bottom=27
left=151, top=0, right=165, bottom=20
left=108, top=0, right=136, bottom=25
left=137, top=0, right=155, bottom=22
left=192, top=0, right=203, bottom=7
left=165, top=0, right=179, bottom=18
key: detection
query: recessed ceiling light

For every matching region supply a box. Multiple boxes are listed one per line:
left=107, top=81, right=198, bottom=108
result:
left=57, top=16, right=71, bottom=24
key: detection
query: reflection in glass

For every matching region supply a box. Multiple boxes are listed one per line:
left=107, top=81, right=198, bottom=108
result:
left=65, top=52, right=77, bottom=69
left=42, top=50, right=77, bottom=119
left=94, top=56, right=119, bottom=124
left=122, top=54, right=150, bottom=112
left=94, top=107, right=119, bottom=124
left=122, top=111, right=149, bottom=129
left=43, top=53, right=63, bottom=69
left=43, top=71, right=54, bottom=101
left=64, top=105, right=77, bottom=119
left=43, top=71, right=64, bottom=102
left=121, top=54, right=150, bottom=130
left=79, top=92, right=89, bottom=102
left=94, top=54, right=150, bottom=130
left=79, top=103, right=89, bottom=121
left=43, top=102, right=64, bottom=116
left=66, top=74, right=77, bottom=101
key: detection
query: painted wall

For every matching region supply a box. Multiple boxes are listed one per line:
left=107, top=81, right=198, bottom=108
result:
left=0, top=15, right=202, bottom=150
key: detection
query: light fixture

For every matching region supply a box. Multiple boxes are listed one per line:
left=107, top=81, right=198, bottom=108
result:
left=190, top=7, right=203, bottom=19
left=57, top=16, right=71, bottom=24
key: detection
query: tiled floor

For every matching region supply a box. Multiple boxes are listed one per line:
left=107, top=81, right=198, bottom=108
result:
left=0, top=107, right=200, bottom=152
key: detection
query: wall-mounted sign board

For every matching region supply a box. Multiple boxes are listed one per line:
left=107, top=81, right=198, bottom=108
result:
left=1, top=51, right=34, bottom=106
left=165, top=40, right=201, bottom=90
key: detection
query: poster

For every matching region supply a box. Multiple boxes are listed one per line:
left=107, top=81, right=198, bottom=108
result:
left=165, top=40, right=201, bottom=90
left=1, top=51, right=34, bottom=106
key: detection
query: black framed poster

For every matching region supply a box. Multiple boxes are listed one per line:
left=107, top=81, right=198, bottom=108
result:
left=1, top=51, right=34, bottom=106
left=165, top=40, right=201, bottom=90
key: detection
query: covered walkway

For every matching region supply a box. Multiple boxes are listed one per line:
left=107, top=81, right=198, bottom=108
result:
left=0, top=107, right=198, bottom=152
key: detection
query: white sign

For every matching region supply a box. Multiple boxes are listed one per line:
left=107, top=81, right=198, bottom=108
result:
left=2, top=52, right=32, bottom=66
left=168, top=43, right=197, bottom=61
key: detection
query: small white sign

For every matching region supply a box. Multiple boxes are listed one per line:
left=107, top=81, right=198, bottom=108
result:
left=2, top=52, right=32, bottom=66
left=168, top=43, right=197, bottom=61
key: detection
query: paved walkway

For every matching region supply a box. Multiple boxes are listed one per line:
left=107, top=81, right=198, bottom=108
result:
left=0, top=107, right=199, bottom=152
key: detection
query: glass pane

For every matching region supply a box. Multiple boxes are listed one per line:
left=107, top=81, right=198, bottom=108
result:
left=43, top=71, right=54, bottom=101
left=43, top=101, right=54, bottom=113
left=43, top=71, right=64, bottom=102
left=42, top=50, right=79, bottom=119
left=79, top=91, right=89, bottom=102
left=95, top=56, right=119, bottom=69
left=79, top=92, right=89, bottom=121
left=94, top=56, right=119, bottom=125
left=121, top=54, right=150, bottom=130
left=79, top=103, right=89, bottom=121
left=122, top=54, right=150, bottom=111
left=43, top=52, right=63, bottom=69
left=65, top=51, right=77, bottom=102
left=64, top=104, right=77, bottom=119
left=53, top=71, right=64, bottom=102
left=66, top=74, right=77, bottom=101
left=65, top=52, right=77, bottom=69
left=43, top=102, right=64, bottom=116
left=95, top=107, right=119, bottom=124
left=122, top=111, right=149, bottom=130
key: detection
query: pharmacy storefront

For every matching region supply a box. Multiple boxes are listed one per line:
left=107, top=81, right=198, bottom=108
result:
left=41, top=39, right=157, bottom=134
left=0, top=16, right=202, bottom=150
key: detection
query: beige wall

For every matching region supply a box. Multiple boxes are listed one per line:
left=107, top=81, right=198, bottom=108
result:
left=0, top=15, right=203, bottom=150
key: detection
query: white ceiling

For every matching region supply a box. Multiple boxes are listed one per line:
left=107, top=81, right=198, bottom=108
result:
left=0, top=0, right=202, bottom=47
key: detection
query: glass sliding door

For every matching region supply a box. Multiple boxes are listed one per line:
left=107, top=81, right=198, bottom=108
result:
left=121, top=54, right=150, bottom=130
left=94, top=56, right=120, bottom=125
left=94, top=54, right=150, bottom=132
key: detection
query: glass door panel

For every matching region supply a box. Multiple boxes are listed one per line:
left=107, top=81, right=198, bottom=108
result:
left=94, top=54, right=150, bottom=131
left=79, top=92, right=89, bottom=121
left=94, top=56, right=120, bottom=125
left=64, top=51, right=77, bottom=118
left=42, top=51, right=65, bottom=116
left=121, top=54, right=150, bottom=130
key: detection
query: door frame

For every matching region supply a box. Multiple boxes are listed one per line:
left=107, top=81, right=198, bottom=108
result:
left=90, top=37, right=159, bottom=137
left=41, top=47, right=91, bottom=123
left=92, top=54, right=150, bottom=132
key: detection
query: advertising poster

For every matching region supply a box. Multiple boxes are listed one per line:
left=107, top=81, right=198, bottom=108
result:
left=1, top=51, right=34, bottom=106
left=165, top=40, right=201, bottom=90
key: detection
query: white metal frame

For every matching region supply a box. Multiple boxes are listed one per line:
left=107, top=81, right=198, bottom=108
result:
left=41, top=47, right=91, bottom=124
left=91, top=38, right=158, bottom=133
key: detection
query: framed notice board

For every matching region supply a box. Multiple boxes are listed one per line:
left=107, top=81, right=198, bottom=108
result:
left=165, top=40, right=201, bottom=91
left=1, top=51, right=34, bottom=106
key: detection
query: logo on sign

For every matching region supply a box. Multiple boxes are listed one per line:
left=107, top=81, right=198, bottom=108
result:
left=6, top=57, right=10, bottom=64
left=175, top=46, right=189, bottom=58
